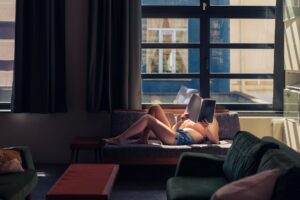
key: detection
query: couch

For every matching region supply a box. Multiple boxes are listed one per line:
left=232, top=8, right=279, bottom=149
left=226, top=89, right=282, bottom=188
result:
left=166, top=131, right=300, bottom=200
left=0, top=146, right=38, bottom=200
left=102, top=110, right=240, bottom=165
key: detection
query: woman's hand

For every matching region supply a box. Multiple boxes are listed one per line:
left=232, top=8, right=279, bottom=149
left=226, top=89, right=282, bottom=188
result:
left=172, top=112, right=190, bottom=131
left=180, top=113, right=190, bottom=121
left=199, top=119, right=209, bottom=130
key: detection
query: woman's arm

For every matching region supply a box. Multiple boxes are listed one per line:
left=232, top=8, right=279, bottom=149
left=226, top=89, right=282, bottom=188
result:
left=201, top=117, right=219, bottom=144
left=192, top=117, right=219, bottom=144
left=172, top=120, right=183, bottom=131
left=172, top=113, right=190, bottom=131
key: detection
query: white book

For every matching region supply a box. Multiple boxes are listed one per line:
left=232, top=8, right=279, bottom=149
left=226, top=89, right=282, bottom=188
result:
left=185, top=94, right=216, bottom=123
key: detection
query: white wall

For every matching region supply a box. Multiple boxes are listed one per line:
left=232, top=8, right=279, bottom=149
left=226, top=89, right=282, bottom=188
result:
left=240, top=116, right=300, bottom=152
left=0, top=0, right=111, bottom=164
left=239, top=116, right=284, bottom=140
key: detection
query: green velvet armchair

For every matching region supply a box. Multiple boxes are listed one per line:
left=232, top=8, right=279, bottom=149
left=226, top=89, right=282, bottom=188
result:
left=0, top=146, right=38, bottom=200
left=167, top=131, right=300, bottom=200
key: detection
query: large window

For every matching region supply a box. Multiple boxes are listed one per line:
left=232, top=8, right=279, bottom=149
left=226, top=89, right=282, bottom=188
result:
left=141, top=0, right=277, bottom=110
left=0, top=0, right=15, bottom=109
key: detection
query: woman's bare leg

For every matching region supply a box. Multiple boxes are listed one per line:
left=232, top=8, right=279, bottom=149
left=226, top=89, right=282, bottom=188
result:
left=148, top=105, right=171, bottom=127
left=104, top=114, right=177, bottom=145
left=137, top=105, right=171, bottom=143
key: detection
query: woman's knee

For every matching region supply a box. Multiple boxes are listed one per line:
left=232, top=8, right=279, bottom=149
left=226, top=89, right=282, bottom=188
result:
left=148, top=104, right=163, bottom=115
left=141, top=114, right=156, bottom=125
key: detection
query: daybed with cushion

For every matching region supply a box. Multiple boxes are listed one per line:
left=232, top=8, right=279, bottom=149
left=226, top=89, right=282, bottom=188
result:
left=0, top=146, right=38, bottom=200
left=101, top=110, right=240, bottom=165
left=166, top=131, right=300, bottom=200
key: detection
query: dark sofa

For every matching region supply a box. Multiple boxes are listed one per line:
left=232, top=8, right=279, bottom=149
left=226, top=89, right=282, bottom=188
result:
left=0, top=146, right=38, bottom=200
left=102, top=110, right=240, bottom=165
left=166, top=131, right=300, bottom=200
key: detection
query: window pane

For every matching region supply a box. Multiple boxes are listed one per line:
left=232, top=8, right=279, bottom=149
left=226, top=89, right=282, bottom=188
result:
left=142, top=18, right=200, bottom=43
left=210, top=0, right=276, bottom=6
left=0, top=0, right=15, bottom=104
left=142, top=0, right=200, bottom=6
left=210, top=49, right=274, bottom=73
left=210, top=19, right=275, bottom=43
left=142, top=48, right=200, bottom=73
left=142, top=79, right=200, bottom=104
left=284, top=19, right=300, bottom=70
left=210, top=79, right=273, bottom=104
left=0, top=0, right=16, bottom=21
left=284, top=0, right=300, bottom=20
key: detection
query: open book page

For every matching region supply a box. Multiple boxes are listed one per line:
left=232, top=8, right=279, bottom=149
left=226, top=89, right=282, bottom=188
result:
left=198, top=99, right=216, bottom=123
left=185, top=94, right=216, bottom=123
left=185, top=94, right=202, bottom=122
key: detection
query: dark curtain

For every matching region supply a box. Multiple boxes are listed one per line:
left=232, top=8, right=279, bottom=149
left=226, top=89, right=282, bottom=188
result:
left=273, top=0, right=285, bottom=111
left=12, top=0, right=67, bottom=113
left=87, top=0, right=141, bottom=112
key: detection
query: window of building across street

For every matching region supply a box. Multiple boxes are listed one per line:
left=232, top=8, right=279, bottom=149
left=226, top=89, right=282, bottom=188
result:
left=141, top=0, right=277, bottom=110
left=0, top=0, right=15, bottom=109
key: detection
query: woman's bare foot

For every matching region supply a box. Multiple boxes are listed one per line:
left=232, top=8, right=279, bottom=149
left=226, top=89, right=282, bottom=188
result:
left=102, top=138, right=122, bottom=145
left=129, top=138, right=148, bottom=144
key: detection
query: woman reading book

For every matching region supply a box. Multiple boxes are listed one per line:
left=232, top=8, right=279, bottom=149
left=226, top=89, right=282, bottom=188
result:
left=103, top=105, right=219, bottom=145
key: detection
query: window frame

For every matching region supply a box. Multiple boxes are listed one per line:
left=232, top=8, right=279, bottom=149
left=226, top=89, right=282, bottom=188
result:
left=0, top=1, right=15, bottom=110
left=141, top=0, right=277, bottom=110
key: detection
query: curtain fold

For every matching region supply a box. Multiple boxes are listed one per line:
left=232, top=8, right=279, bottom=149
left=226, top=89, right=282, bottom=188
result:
left=12, top=0, right=67, bottom=113
left=273, top=0, right=285, bottom=111
left=87, top=0, right=141, bottom=112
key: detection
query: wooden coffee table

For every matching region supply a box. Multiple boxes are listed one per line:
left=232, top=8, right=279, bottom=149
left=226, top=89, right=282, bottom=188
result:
left=46, top=164, right=119, bottom=200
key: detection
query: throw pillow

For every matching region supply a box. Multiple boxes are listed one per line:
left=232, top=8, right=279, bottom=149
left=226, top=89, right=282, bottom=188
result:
left=215, top=112, right=240, bottom=140
left=271, top=167, right=300, bottom=200
left=223, top=131, right=279, bottom=181
left=210, top=169, right=280, bottom=200
left=0, top=149, right=24, bottom=173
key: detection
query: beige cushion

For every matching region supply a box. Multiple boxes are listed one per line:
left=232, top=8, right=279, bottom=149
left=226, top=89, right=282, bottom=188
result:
left=0, top=149, right=24, bottom=173
left=210, top=169, right=280, bottom=200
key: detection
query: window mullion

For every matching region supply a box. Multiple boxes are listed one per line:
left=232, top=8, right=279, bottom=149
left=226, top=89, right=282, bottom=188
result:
left=209, top=6, right=276, bottom=19
left=159, top=49, right=163, bottom=73
left=142, top=6, right=202, bottom=18
left=200, top=4, right=210, bottom=98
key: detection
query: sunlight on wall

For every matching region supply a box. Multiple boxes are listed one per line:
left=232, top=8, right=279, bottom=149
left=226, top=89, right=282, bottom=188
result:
left=284, top=18, right=300, bottom=71
left=283, top=120, right=300, bottom=152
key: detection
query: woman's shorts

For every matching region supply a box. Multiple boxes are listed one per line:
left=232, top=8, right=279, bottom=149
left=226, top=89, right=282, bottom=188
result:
left=175, top=129, right=195, bottom=145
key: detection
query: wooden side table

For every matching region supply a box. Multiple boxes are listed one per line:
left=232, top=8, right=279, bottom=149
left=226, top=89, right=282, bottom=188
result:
left=46, top=164, right=119, bottom=200
left=70, top=136, right=102, bottom=163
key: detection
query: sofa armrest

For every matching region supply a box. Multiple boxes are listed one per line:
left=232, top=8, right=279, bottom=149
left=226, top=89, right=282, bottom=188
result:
left=175, top=152, right=225, bottom=177
left=9, top=146, right=35, bottom=170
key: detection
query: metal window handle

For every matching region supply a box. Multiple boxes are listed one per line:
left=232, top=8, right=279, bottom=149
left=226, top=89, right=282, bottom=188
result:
left=202, top=2, right=207, bottom=11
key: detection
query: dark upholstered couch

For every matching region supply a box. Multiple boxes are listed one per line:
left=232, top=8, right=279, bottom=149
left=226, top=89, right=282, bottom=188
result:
left=166, top=131, right=300, bottom=200
left=0, top=146, right=38, bottom=200
left=102, top=110, right=240, bottom=165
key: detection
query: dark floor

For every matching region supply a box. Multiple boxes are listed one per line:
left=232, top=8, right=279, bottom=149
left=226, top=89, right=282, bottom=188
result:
left=33, top=164, right=176, bottom=200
